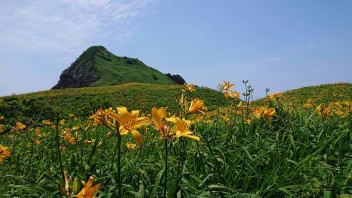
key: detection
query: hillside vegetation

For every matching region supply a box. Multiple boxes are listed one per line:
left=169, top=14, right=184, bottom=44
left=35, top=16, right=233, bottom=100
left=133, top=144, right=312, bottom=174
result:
left=278, top=82, right=352, bottom=105
left=0, top=82, right=351, bottom=197
left=0, top=83, right=224, bottom=127
left=52, top=46, right=177, bottom=89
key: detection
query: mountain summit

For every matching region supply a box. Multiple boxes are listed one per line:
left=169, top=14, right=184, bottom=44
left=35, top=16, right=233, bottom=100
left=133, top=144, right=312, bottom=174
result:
left=52, top=46, right=183, bottom=89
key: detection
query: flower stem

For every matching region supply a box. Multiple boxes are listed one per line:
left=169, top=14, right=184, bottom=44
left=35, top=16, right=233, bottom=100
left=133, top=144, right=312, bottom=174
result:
left=55, top=112, right=65, bottom=182
left=117, top=132, right=122, bottom=198
left=164, top=139, right=168, bottom=198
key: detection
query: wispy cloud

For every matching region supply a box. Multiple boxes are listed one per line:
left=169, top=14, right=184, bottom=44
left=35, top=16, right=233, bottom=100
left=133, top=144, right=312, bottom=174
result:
left=0, top=0, right=156, bottom=54
left=287, top=41, right=320, bottom=50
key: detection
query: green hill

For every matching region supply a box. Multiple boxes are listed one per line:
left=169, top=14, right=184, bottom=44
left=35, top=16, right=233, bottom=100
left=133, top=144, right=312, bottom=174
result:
left=52, top=46, right=177, bottom=89
left=0, top=83, right=224, bottom=128
left=278, top=83, right=352, bottom=105
left=255, top=82, right=352, bottom=106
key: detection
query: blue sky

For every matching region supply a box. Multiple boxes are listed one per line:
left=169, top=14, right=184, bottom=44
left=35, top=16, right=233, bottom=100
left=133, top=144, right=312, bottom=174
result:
left=1, top=0, right=351, bottom=98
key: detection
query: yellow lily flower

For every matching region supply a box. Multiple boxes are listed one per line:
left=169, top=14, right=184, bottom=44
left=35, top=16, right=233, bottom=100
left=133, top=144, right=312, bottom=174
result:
left=223, top=81, right=235, bottom=91
left=253, top=106, right=276, bottom=125
left=105, top=107, right=150, bottom=146
left=189, top=98, right=205, bottom=113
left=126, top=142, right=137, bottom=150
left=151, top=107, right=169, bottom=138
left=182, top=83, right=195, bottom=92
left=76, top=176, right=101, bottom=198
left=0, top=145, right=11, bottom=164
left=224, top=90, right=240, bottom=99
left=166, top=117, right=200, bottom=141
left=253, top=106, right=265, bottom=118
left=263, top=108, right=276, bottom=125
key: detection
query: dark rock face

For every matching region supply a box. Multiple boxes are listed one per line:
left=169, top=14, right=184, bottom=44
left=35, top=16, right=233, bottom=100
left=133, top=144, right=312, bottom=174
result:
left=52, top=61, right=99, bottom=89
left=165, top=73, right=186, bottom=85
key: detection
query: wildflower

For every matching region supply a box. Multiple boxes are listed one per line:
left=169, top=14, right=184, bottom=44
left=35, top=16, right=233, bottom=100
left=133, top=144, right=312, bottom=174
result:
left=0, top=124, right=4, bottom=133
left=0, top=145, right=11, bottom=164
left=263, top=108, right=276, bottom=125
left=0, top=115, right=4, bottom=120
left=221, top=115, right=230, bottom=122
left=60, top=119, right=66, bottom=125
left=104, top=107, right=150, bottom=146
left=182, top=83, right=195, bottom=93
left=76, top=176, right=101, bottom=198
left=35, top=128, right=42, bottom=137
left=253, top=106, right=276, bottom=125
left=126, top=142, right=137, bottom=150
left=223, top=81, right=235, bottom=91
left=304, top=99, right=314, bottom=109
left=151, top=107, right=169, bottom=138
left=224, top=90, right=240, bottom=99
left=72, top=126, right=80, bottom=131
left=42, top=119, right=52, bottom=125
left=245, top=119, right=252, bottom=125
left=62, top=129, right=77, bottom=144
left=189, top=98, right=205, bottom=114
left=34, top=139, right=41, bottom=145
left=15, top=122, right=26, bottom=130
left=69, top=114, right=75, bottom=118
left=166, top=117, right=200, bottom=141
left=268, top=92, right=282, bottom=100
left=253, top=106, right=265, bottom=119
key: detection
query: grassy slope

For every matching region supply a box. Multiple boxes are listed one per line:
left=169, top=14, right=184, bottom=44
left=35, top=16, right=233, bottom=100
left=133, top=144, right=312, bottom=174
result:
left=1, top=82, right=351, bottom=125
left=256, top=82, right=352, bottom=106
left=4, top=83, right=223, bottom=117
left=90, top=47, right=175, bottom=86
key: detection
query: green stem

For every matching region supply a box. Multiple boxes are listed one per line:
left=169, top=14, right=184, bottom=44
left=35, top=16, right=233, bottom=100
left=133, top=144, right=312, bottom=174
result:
left=164, top=139, right=168, bottom=198
left=117, top=132, right=122, bottom=198
left=55, top=112, right=65, bottom=182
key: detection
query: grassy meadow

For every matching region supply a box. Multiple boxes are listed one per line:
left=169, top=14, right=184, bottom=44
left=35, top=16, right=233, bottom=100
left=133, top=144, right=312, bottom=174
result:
left=0, top=82, right=352, bottom=197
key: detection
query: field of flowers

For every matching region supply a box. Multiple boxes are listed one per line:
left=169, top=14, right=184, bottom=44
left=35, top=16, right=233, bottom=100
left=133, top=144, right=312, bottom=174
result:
left=0, top=82, right=351, bottom=197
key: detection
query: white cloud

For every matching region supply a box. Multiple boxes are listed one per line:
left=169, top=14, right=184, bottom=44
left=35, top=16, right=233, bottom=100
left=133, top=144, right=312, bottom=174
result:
left=0, top=0, right=156, bottom=54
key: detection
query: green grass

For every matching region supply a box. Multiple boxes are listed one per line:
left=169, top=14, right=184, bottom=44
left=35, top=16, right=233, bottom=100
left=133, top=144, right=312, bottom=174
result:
left=0, top=82, right=351, bottom=197
left=78, top=46, right=176, bottom=86
left=0, top=83, right=224, bottom=127
left=275, top=82, right=352, bottom=105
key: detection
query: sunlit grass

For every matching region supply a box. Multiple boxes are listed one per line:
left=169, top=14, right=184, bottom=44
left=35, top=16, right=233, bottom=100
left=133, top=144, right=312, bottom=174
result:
left=0, top=82, right=351, bottom=197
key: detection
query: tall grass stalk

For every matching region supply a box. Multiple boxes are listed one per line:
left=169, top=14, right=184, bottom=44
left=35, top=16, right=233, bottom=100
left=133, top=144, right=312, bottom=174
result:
left=164, top=139, right=168, bottom=198
left=55, top=112, right=65, bottom=182
left=117, top=132, right=122, bottom=197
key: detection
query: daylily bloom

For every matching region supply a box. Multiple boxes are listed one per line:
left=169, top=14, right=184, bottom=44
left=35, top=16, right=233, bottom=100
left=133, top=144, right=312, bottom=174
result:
left=76, top=176, right=101, bottom=198
left=151, top=107, right=169, bottom=138
left=223, top=81, right=235, bottom=91
left=15, top=122, right=26, bottom=130
left=253, top=106, right=265, bottom=119
left=0, top=124, right=4, bottom=133
left=253, top=106, right=276, bottom=125
left=60, top=119, right=66, bottom=125
left=304, top=99, right=314, bottom=109
left=224, top=90, right=240, bottom=99
left=182, top=83, right=195, bottom=93
left=263, top=108, right=276, bottom=125
left=105, top=107, right=150, bottom=146
left=126, top=142, right=137, bottom=150
left=268, top=92, right=283, bottom=100
left=189, top=98, right=205, bottom=113
left=42, top=120, right=52, bottom=125
left=166, top=117, right=200, bottom=141
left=0, top=145, right=11, bottom=164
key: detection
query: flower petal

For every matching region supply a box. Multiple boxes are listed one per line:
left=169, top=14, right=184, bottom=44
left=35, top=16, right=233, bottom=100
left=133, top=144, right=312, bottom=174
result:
left=130, top=130, right=143, bottom=146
